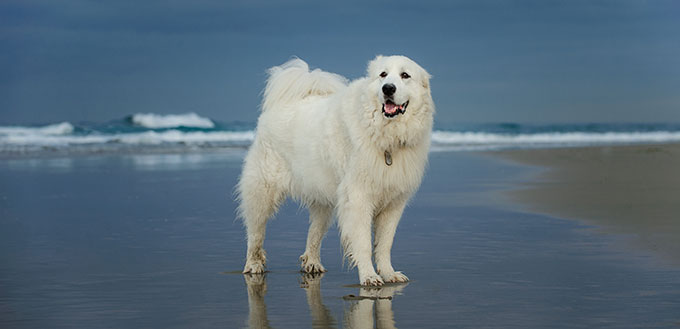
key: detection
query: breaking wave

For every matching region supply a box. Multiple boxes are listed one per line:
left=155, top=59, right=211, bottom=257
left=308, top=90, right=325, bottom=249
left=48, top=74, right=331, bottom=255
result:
left=0, top=122, right=75, bottom=136
left=129, top=113, right=215, bottom=129
left=1, top=116, right=679, bottom=156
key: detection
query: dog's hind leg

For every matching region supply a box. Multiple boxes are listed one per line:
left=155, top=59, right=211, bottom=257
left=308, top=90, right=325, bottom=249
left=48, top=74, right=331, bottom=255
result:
left=300, top=203, right=333, bottom=273
left=238, top=145, right=287, bottom=274
left=374, top=197, right=409, bottom=283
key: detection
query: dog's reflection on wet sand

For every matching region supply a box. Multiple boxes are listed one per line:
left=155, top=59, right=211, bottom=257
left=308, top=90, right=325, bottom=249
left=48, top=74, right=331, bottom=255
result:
left=243, top=274, right=273, bottom=329
left=243, top=273, right=407, bottom=329
left=342, top=282, right=406, bottom=329
left=299, top=273, right=337, bottom=328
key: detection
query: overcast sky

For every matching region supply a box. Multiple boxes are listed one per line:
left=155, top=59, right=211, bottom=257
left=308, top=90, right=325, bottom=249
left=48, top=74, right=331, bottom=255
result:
left=1, top=0, right=678, bottom=125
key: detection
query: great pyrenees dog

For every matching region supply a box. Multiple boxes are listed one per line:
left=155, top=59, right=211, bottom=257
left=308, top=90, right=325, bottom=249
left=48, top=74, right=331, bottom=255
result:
left=238, top=55, right=434, bottom=286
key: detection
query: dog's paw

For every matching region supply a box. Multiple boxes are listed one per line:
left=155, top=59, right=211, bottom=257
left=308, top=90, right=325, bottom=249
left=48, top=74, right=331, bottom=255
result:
left=300, top=254, right=327, bottom=273
left=243, top=260, right=266, bottom=274
left=360, top=274, right=385, bottom=287
left=301, top=262, right=326, bottom=273
left=380, top=271, right=409, bottom=283
left=243, top=248, right=267, bottom=274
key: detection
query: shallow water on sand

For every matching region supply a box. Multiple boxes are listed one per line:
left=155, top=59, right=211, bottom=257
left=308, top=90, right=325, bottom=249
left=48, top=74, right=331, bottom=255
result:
left=1, top=151, right=679, bottom=328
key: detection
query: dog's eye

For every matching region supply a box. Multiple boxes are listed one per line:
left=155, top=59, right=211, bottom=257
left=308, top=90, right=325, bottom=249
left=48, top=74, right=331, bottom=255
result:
left=400, top=72, right=411, bottom=79
left=379, top=72, right=387, bottom=78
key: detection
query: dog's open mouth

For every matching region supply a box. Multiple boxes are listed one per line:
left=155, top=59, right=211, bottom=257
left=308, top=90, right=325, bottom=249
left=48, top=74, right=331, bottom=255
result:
left=382, top=100, right=409, bottom=118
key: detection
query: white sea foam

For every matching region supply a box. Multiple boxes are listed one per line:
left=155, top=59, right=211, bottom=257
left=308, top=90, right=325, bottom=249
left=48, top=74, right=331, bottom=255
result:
left=131, top=113, right=215, bottom=129
left=115, top=130, right=254, bottom=145
left=0, top=129, right=254, bottom=147
left=431, top=131, right=680, bottom=148
left=0, top=122, right=74, bottom=136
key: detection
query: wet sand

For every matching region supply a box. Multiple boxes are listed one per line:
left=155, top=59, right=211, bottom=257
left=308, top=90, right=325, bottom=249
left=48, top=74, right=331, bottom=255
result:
left=1, top=150, right=679, bottom=328
left=493, top=143, right=680, bottom=265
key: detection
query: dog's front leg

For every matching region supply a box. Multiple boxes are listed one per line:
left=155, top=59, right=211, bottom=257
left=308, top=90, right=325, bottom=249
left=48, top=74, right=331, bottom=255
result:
left=337, top=186, right=384, bottom=286
left=374, top=196, right=409, bottom=283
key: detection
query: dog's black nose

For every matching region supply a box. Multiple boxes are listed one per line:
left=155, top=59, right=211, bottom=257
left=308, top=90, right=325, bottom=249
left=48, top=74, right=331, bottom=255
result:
left=382, top=83, right=396, bottom=96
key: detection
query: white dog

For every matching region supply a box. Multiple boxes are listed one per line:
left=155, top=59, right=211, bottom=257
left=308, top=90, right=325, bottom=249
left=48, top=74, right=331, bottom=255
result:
left=238, top=55, right=434, bottom=286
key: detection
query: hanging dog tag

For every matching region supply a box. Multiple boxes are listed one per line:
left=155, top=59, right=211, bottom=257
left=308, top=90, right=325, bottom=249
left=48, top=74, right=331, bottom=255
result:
left=384, top=150, right=392, bottom=166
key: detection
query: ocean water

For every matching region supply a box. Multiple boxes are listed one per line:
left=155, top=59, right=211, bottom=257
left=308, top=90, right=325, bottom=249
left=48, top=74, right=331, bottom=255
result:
left=2, top=113, right=680, bottom=156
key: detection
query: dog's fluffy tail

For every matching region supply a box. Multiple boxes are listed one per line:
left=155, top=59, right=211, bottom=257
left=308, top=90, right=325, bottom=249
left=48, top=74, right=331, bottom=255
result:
left=262, top=58, right=348, bottom=112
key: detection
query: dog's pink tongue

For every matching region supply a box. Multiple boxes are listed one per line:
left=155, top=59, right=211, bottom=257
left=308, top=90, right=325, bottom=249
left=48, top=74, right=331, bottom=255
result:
left=385, top=103, right=398, bottom=114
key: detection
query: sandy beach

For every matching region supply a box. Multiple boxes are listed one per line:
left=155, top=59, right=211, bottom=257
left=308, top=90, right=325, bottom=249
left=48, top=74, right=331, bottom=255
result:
left=1, top=149, right=680, bottom=328
left=493, top=143, right=680, bottom=265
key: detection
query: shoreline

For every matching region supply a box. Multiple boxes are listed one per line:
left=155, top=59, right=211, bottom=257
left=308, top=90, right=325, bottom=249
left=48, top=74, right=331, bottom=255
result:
left=490, top=143, right=680, bottom=266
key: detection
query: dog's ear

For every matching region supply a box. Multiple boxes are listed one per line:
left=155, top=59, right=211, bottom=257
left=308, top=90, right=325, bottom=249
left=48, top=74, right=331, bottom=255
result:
left=420, top=69, right=432, bottom=89
left=367, top=55, right=384, bottom=77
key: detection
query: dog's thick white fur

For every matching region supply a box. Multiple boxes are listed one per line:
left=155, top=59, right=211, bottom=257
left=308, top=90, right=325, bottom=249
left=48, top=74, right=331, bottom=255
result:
left=238, top=55, right=434, bottom=286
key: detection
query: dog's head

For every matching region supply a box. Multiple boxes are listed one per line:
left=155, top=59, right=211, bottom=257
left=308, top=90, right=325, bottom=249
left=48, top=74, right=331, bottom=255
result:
left=366, top=55, right=432, bottom=119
